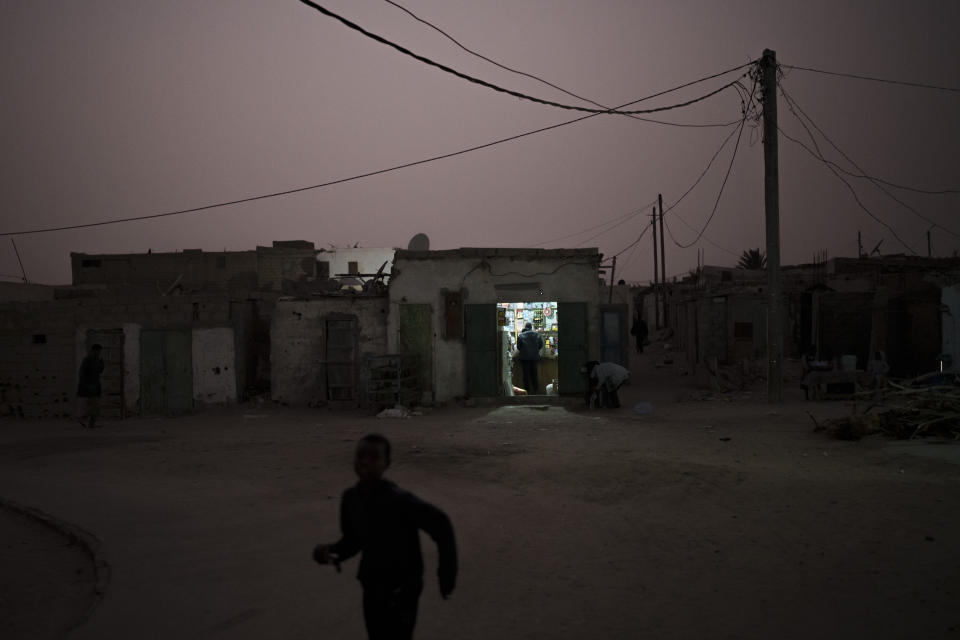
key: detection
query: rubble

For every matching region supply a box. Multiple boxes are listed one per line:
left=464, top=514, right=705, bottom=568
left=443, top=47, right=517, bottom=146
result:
left=813, top=374, right=960, bottom=440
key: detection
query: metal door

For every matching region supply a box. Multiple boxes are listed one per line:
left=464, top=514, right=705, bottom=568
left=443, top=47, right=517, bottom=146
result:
left=325, top=316, right=358, bottom=403
left=86, top=329, right=124, bottom=418
left=600, top=305, right=627, bottom=366
left=464, top=304, right=498, bottom=396
left=558, top=302, right=588, bottom=394
left=140, top=330, right=193, bottom=415
left=399, top=304, right=432, bottom=394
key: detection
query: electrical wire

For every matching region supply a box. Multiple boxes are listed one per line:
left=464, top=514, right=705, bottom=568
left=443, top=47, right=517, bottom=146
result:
left=777, top=83, right=960, bottom=238
left=664, top=212, right=739, bottom=257
left=531, top=200, right=656, bottom=247
left=658, top=73, right=759, bottom=251
left=576, top=206, right=655, bottom=248
left=781, top=64, right=960, bottom=94
left=607, top=87, right=755, bottom=260
left=777, top=90, right=917, bottom=254
left=1, top=63, right=753, bottom=237
left=669, top=116, right=747, bottom=249
left=297, top=0, right=749, bottom=116
left=611, top=222, right=651, bottom=258
left=382, top=0, right=740, bottom=129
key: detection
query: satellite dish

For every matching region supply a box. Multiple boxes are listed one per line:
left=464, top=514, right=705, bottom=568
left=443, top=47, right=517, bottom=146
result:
left=407, top=233, right=430, bottom=251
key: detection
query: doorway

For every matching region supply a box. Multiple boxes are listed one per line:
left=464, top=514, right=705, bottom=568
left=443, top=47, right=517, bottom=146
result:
left=497, top=301, right=559, bottom=396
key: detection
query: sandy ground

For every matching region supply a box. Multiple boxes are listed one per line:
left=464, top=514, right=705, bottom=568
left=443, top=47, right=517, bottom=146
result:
left=1, top=359, right=959, bottom=639
left=0, top=503, right=97, bottom=639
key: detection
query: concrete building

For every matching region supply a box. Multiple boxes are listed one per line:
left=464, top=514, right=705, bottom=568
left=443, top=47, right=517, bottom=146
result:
left=315, top=246, right=395, bottom=282
left=71, top=240, right=317, bottom=294
left=387, top=248, right=603, bottom=402
left=667, top=255, right=960, bottom=381
left=270, top=295, right=389, bottom=407
left=0, top=293, right=255, bottom=419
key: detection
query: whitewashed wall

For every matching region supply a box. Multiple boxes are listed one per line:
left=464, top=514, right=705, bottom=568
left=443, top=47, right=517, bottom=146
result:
left=192, top=327, right=237, bottom=405
left=388, top=249, right=601, bottom=402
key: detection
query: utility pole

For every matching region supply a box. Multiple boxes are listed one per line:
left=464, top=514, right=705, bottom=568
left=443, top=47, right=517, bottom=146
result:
left=608, top=255, right=617, bottom=303
left=651, top=208, right=660, bottom=329
left=762, top=49, right=783, bottom=402
left=928, top=229, right=932, bottom=257
left=857, top=231, right=863, bottom=259
left=10, top=239, right=27, bottom=283
left=658, top=193, right=667, bottom=327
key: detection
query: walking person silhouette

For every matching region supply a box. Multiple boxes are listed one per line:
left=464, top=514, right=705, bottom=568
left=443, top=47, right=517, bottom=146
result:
left=314, top=434, right=457, bottom=640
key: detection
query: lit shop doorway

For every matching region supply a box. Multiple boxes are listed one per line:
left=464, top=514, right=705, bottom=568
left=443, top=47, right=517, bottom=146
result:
left=497, top=301, right=558, bottom=396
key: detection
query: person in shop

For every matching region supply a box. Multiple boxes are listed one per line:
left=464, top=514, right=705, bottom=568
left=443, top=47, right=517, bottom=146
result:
left=516, top=322, right=545, bottom=394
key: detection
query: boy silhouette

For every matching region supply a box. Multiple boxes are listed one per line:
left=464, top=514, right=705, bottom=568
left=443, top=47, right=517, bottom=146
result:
left=314, top=434, right=457, bottom=640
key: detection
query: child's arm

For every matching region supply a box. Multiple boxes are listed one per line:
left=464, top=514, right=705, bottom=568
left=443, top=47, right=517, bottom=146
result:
left=314, top=490, right=361, bottom=568
left=409, top=495, right=457, bottom=598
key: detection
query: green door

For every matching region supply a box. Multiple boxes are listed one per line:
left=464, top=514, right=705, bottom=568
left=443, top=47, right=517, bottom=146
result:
left=140, top=330, right=193, bottom=415
left=325, top=316, right=358, bottom=404
left=398, top=304, right=432, bottom=395
left=558, top=302, right=588, bottom=395
left=465, top=304, right=498, bottom=397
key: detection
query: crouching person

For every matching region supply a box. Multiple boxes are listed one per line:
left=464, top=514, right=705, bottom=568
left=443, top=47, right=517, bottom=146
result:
left=586, top=361, right=630, bottom=408
left=314, top=434, right=457, bottom=640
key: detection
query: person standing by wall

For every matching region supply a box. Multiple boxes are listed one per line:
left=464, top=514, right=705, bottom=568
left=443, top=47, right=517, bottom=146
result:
left=630, top=314, right=648, bottom=354
left=77, top=344, right=104, bottom=429
left=516, top=322, right=544, bottom=394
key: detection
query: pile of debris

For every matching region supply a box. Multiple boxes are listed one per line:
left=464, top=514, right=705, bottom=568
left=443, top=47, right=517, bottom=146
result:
left=814, top=373, right=960, bottom=440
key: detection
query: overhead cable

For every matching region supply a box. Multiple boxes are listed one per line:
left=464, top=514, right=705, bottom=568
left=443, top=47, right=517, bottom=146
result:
left=663, top=213, right=739, bottom=257
left=777, top=92, right=916, bottom=253
left=778, top=83, right=960, bottom=239
left=297, top=0, right=750, bottom=115
left=611, top=221, right=652, bottom=258
left=670, top=116, right=747, bottom=248
left=383, top=0, right=740, bottom=128
left=781, top=64, right=960, bottom=94
left=1, top=63, right=752, bottom=237
left=532, top=200, right=657, bottom=247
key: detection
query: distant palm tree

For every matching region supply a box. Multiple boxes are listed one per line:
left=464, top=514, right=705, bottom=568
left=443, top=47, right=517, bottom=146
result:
left=737, top=248, right=766, bottom=270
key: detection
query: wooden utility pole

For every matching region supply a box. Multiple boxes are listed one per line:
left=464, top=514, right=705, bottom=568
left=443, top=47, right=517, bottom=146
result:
left=857, top=231, right=863, bottom=258
left=10, top=239, right=27, bottom=283
left=658, top=194, right=667, bottom=326
left=608, top=255, right=617, bottom=303
left=762, top=49, right=783, bottom=402
left=928, top=229, right=932, bottom=257
left=651, top=208, right=660, bottom=329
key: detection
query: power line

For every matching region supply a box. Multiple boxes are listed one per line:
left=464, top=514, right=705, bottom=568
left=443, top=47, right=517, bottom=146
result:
left=576, top=205, right=655, bottom=248
left=298, top=0, right=750, bottom=116
left=382, top=0, right=740, bottom=129
left=611, top=221, right=651, bottom=258
left=661, top=73, right=760, bottom=250
left=606, top=97, right=753, bottom=259
left=670, top=116, right=747, bottom=248
left=532, top=200, right=656, bottom=247
left=663, top=213, right=739, bottom=257
left=777, top=89, right=917, bottom=254
left=781, top=63, right=960, bottom=94
left=1, top=64, right=753, bottom=237
left=777, top=82, right=960, bottom=238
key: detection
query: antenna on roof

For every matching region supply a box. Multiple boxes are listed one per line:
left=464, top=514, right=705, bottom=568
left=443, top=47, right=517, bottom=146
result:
left=407, top=233, right=430, bottom=251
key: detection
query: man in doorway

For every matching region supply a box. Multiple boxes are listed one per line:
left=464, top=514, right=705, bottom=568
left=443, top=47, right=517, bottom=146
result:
left=516, top=322, right=544, bottom=394
left=77, top=344, right=104, bottom=428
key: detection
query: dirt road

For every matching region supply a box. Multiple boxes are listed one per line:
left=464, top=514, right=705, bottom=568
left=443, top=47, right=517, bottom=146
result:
left=1, top=379, right=958, bottom=639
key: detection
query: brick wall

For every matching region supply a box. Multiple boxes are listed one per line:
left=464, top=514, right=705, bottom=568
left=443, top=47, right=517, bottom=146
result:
left=271, top=296, right=388, bottom=405
left=0, top=294, right=238, bottom=418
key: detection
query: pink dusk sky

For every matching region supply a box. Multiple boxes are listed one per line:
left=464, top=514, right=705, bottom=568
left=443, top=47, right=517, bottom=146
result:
left=2, top=0, right=958, bottom=285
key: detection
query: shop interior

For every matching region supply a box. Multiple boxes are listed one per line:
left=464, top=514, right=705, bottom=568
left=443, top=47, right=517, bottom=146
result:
left=498, top=301, right=559, bottom=396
